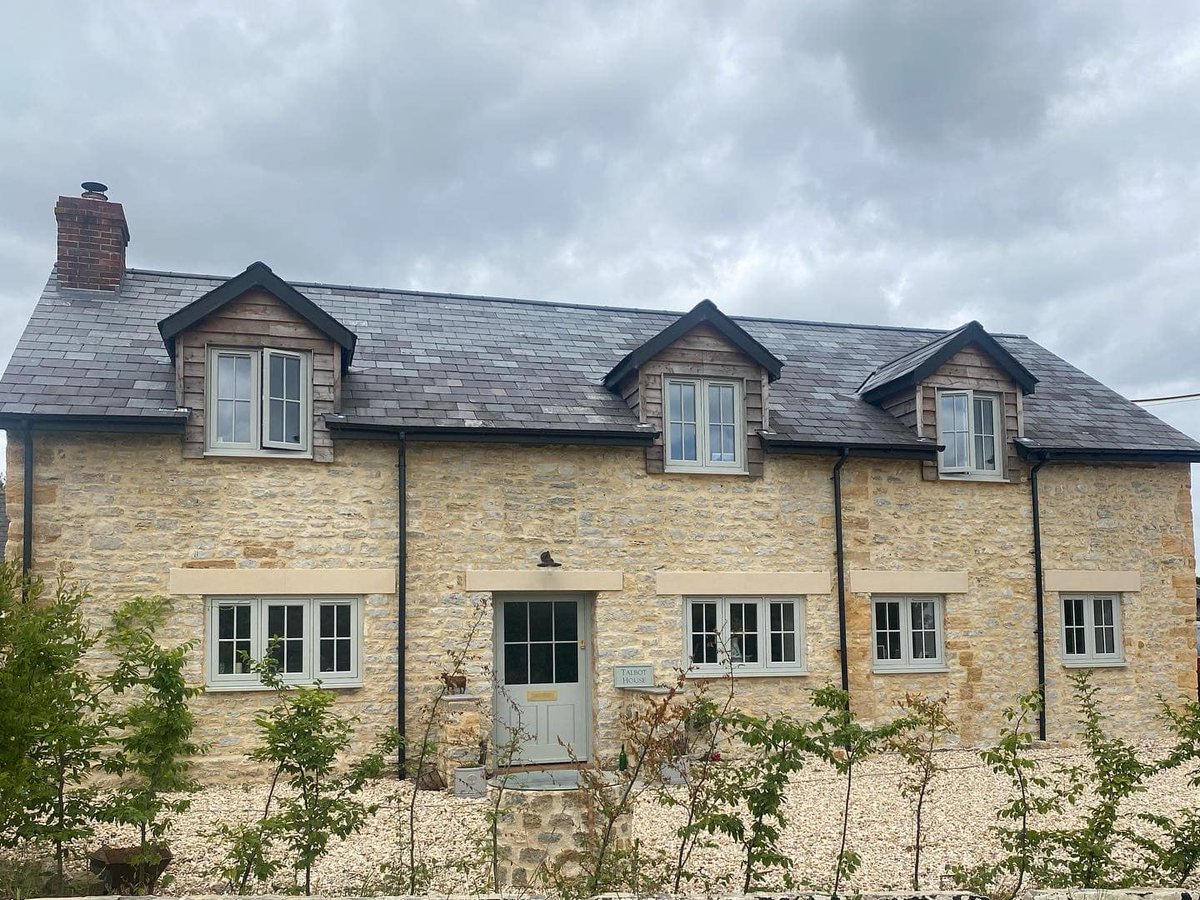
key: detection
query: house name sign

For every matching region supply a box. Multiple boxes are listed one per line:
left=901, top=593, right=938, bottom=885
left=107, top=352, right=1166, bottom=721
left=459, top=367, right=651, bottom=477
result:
left=612, top=664, right=656, bottom=689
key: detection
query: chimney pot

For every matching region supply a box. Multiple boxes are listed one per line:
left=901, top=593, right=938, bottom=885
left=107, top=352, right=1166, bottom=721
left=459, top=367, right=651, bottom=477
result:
left=55, top=182, right=129, bottom=291
left=80, top=181, right=109, bottom=200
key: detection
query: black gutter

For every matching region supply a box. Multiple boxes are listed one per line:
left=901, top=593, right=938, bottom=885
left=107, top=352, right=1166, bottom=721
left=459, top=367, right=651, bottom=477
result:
left=760, top=436, right=938, bottom=461
left=1015, top=443, right=1200, bottom=464
left=21, top=421, right=33, bottom=578
left=832, top=449, right=850, bottom=698
left=327, top=421, right=657, bottom=447
left=397, top=438, right=408, bottom=779
left=0, top=413, right=187, bottom=434
left=1029, top=454, right=1050, bottom=741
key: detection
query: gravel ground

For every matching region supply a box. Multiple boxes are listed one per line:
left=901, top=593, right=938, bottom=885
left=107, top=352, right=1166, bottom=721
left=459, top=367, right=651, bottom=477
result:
left=22, top=742, right=1200, bottom=896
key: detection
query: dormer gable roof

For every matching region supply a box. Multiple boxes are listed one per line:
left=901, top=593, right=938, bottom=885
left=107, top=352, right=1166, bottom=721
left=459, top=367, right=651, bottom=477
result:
left=602, top=298, right=783, bottom=390
left=857, top=320, right=1037, bottom=402
left=157, top=261, right=357, bottom=371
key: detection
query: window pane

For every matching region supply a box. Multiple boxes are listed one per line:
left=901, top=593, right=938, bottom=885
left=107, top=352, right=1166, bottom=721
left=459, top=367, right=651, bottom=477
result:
left=320, top=640, right=334, bottom=672
left=269, top=353, right=284, bottom=399
left=284, top=400, right=301, bottom=444
left=505, top=644, right=528, bottom=685
left=286, top=639, right=302, bottom=673
left=235, top=356, right=251, bottom=399
left=218, top=642, right=234, bottom=674
left=234, top=399, right=252, bottom=443
left=504, top=603, right=527, bottom=642
left=286, top=606, right=303, bottom=638
left=236, top=606, right=251, bottom=639
left=529, top=602, right=553, bottom=641
left=682, top=384, right=695, bottom=421
left=217, top=400, right=235, bottom=443
left=1064, top=597, right=1086, bottom=655
left=336, top=639, right=350, bottom=672
left=285, top=356, right=300, bottom=399
left=555, top=642, right=578, bottom=683
left=529, top=643, right=553, bottom=683
left=875, top=601, right=902, bottom=660
left=780, top=633, right=796, bottom=663
left=269, top=398, right=285, bottom=443
left=337, top=604, right=350, bottom=637
left=553, top=602, right=577, bottom=641
left=268, top=605, right=284, bottom=636
left=217, top=355, right=235, bottom=398
left=320, top=604, right=334, bottom=638
left=219, top=606, right=234, bottom=640
left=974, top=397, right=995, bottom=436
left=1094, top=595, right=1117, bottom=655
left=682, top=423, right=697, bottom=460
left=690, top=601, right=718, bottom=665
left=939, top=394, right=969, bottom=468
left=668, top=382, right=698, bottom=462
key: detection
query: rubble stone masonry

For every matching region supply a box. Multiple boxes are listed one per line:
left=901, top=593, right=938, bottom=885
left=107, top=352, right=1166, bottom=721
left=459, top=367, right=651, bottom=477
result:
left=4, top=433, right=1195, bottom=779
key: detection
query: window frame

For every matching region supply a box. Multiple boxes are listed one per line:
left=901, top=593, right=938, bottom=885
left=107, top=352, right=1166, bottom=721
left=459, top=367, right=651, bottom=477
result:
left=871, top=594, right=947, bottom=674
left=205, top=595, right=363, bottom=690
left=936, top=389, right=1003, bottom=479
left=663, top=376, right=746, bottom=474
left=1060, top=592, right=1125, bottom=667
left=682, top=595, right=807, bottom=677
left=205, top=346, right=312, bottom=457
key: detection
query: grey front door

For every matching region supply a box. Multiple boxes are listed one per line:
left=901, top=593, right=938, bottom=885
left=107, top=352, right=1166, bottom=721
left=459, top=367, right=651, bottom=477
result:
left=495, top=594, right=590, bottom=764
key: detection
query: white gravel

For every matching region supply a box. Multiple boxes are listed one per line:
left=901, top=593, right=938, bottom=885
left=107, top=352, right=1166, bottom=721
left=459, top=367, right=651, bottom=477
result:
left=22, top=742, right=1200, bottom=896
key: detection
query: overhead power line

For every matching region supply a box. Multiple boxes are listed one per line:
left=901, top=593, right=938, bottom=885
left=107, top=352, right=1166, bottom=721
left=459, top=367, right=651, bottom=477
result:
left=1131, top=391, right=1200, bottom=406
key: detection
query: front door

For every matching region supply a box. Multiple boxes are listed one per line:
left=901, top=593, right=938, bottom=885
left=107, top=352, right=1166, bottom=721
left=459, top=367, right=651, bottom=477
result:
left=495, top=594, right=590, bottom=764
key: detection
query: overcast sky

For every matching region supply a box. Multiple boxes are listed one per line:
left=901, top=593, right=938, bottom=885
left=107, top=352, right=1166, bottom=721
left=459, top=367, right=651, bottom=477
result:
left=2, top=1, right=1199, bottom=558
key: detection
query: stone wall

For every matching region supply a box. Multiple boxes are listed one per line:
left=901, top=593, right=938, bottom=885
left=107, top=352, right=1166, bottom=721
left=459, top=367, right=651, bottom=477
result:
left=4, top=432, right=400, bottom=777
left=5, top=431, right=1194, bottom=779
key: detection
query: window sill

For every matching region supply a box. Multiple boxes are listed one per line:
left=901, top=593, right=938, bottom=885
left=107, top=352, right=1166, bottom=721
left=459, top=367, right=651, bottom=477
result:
left=205, top=679, right=364, bottom=692
left=663, top=466, right=749, bottom=476
left=872, top=665, right=949, bottom=675
left=1061, top=658, right=1126, bottom=669
left=204, top=448, right=314, bottom=461
left=937, top=472, right=1008, bottom=483
left=685, top=667, right=809, bottom=679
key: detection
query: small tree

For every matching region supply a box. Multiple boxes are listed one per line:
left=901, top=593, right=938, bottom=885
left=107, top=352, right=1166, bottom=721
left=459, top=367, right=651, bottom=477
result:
left=0, top=565, right=108, bottom=882
left=218, top=652, right=396, bottom=895
left=893, top=692, right=956, bottom=889
left=102, top=596, right=206, bottom=890
left=809, top=684, right=915, bottom=897
left=1135, top=696, right=1200, bottom=885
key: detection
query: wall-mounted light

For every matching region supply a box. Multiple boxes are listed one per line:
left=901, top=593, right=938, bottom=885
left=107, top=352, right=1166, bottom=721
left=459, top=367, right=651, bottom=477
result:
left=537, top=550, right=561, bottom=568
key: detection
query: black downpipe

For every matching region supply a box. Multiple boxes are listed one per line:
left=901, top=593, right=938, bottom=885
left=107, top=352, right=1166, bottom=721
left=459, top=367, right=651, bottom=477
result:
left=1029, top=454, right=1050, bottom=741
left=21, top=421, right=33, bottom=578
left=397, top=439, right=408, bottom=778
left=832, top=449, right=850, bottom=698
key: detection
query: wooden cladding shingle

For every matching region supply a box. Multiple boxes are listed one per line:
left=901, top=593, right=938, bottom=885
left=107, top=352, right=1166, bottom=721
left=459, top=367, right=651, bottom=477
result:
left=633, top=322, right=767, bottom=477
left=177, top=289, right=337, bottom=462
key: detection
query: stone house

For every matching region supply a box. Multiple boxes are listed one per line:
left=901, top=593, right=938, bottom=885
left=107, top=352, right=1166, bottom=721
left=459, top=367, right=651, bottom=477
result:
left=2, top=185, right=1199, bottom=779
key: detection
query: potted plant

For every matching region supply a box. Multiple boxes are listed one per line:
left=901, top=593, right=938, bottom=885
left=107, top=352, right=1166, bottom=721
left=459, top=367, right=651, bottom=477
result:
left=454, top=737, right=488, bottom=799
left=91, top=598, right=205, bottom=893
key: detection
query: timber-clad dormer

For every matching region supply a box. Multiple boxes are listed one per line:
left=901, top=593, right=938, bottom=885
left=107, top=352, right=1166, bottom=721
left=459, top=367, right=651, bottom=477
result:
left=858, top=320, right=1038, bottom=483
left=603, top=299, right=783, bottom=476
left=157, top=261, right=358, bottom=463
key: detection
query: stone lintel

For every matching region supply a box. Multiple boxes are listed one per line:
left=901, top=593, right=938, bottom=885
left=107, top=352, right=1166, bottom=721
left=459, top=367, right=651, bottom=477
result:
left=464, top=570, right=624, bottom=592
left=849, top=570, right=969, bottom=594
left=169, top=567, right=396, bottom=595
left=1045, top=569, right=1141, bottom=592
left=656, top=571, right=830, bottom=595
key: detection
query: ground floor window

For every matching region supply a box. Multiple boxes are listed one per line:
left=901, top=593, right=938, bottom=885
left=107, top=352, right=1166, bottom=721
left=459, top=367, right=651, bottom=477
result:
left=684, top=596, right=806, bottom=676
left=872, top=594, right=946, bottom=673
left=1061, top=592, right=1123, bottom=666
left=206, top=596, right=362, bottom=688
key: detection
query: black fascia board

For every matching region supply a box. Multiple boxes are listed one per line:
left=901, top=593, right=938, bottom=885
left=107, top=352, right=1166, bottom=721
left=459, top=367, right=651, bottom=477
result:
left=0, top=412, right=187, bottom=434
left=1014, top=442, right=1200, bottom=464
left=157, top=261, right=357, bottom=371
left=759, top=435, right=938, bottom=460
left=327, top=419, right=657, bottom=447
left=859, top=321, right=1038, bottom=403
left=602, top=299, right=784, bottom=390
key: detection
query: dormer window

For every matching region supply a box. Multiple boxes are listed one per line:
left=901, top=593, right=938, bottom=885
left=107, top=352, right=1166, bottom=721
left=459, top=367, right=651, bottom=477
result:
left=664, top=377, right=744, bottom=472
left=937, top=389, right=1000, bottom=477
left=206, top=347, right=311, bottom=455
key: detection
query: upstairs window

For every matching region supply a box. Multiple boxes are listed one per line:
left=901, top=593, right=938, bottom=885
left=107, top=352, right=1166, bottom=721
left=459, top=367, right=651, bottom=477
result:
left=1061, top=593, right=1123, bottom=666
left=207, top=347, right=311, bottom=455
left=937, top=389, right=1001, bottom=477
left=665, top=377, right=744, bottom=472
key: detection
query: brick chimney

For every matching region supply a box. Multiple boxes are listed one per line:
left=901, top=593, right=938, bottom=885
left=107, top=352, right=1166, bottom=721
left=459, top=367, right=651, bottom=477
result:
left=54, top=182, right=130, bottom=291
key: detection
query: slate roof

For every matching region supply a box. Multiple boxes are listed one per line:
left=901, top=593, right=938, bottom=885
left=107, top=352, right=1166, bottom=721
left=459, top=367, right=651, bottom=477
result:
left=1, top=268, right=1198, bottom=460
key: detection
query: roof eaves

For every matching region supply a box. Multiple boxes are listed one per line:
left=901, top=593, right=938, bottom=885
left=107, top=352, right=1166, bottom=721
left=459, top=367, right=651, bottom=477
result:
left=1014, top=438, right=1200, bottom=464
left=602, top=298, right=784, bottom=390
left=155, top=261, right=358, bottom=371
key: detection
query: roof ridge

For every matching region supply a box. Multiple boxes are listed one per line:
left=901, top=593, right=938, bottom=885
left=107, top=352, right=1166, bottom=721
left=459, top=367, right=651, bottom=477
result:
left=122, top=267, right=1028, bottom=338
